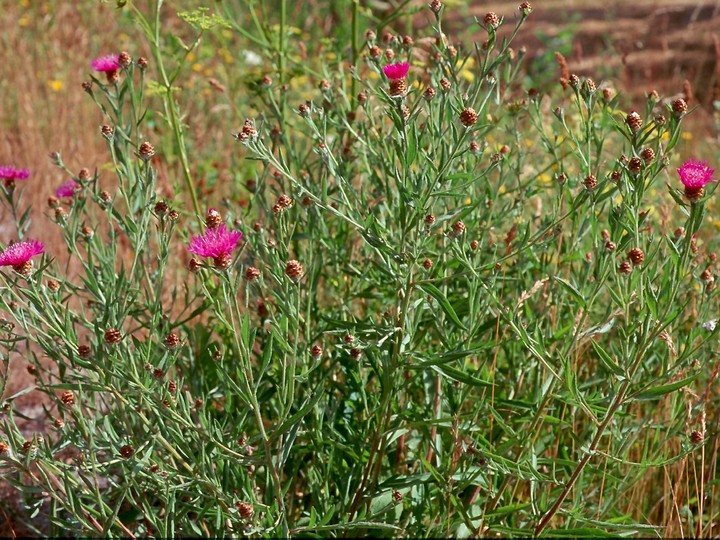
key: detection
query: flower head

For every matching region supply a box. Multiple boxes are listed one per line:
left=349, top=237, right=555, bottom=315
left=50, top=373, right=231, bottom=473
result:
left=382, top=61, right=409, bottom=80
left=91, top=54, right=120, bottom=72
left=0, top=240, right=45, bottom=275
left=56, top=180, right=80, bottom=199
left=187, top=224, right=243, bottom=269
left=677, top=159, right=715, bottom=188
left=0, top=166, right=29, bottom=181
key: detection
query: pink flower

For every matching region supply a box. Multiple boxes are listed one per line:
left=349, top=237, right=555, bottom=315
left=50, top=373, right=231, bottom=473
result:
left=382, top=61, right=410, bottom=80
left=91, top=54, right=120, bottom=72
left=0, top=166, right=29, bottom=181
left=56, top=180, right=80, bottom=198
left=187, top=224, right=243, bottom=269
left=677, top=159, right=715, bottom=188
left=0, top=240, right=45, bottom=274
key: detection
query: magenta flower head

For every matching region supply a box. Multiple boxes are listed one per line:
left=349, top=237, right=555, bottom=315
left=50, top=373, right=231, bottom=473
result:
left=383, top=62, right=410, bottom=97
left=92, top=54, right=120, bottom=72
left=92, top=54, right=120, bottom=83
left=382, top=61, right=409, bottom=80
left=187, top=223, right=243, bottom=270
left=678, top=158, right=715, bottom=202
left=56, top=180, right=80, bottom=199
left=0, top=166, right=29, bottom=191
left=0, top=240, right=45, bottom=275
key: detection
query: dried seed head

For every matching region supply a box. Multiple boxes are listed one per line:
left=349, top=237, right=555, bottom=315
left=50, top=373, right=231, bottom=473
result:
left=118, top=51, right=132, bottom=67
left=422, top=258, right=433, bottom=270
left=429, top=0, right=442, bottom=13
left=690, top=430, right=704, bottom=445
left=672, top=98, right=688, bottom=117
left=640, top=148, right=655, bottom=163
left=78, top=168, right=91, bottom=182
left=440, top=77, right=451, bottom=92
left=285, top=260, right=304, bottom=282
left=602, top=87, right=613, bottom=101
left=604, top=241, right=618, bottom=252
left=213, top=253, right=233, bottom=270
left=470, top=239, right=479, bottom=250
left=701, top=268, right=714, bottom=282
left=53, top=418, right=65, bottom=429
left=568, top=74, right=580, bottom=88
left=137, top=57, right=148, bottom=69
left=459, top=107, right=478, bottom=127
left=99, top=190, right=112, bottom=203
left=368, top=45, right=382, bottom=59
left=350, top=347, right=362, bottom=359
left=188, top=257, right=202, bottom=273
left=154, top=200, right=169, bottom=216
left=205, top=208, right=222, bottom=229
left=628, top=157, right=643, bottom=174
left=389, top=78, right=407, bottom=97
left=77, top=345, right=91, bottom=358
left=47, top=279, right=60, bottom=291
left=101, top=124, right=114, bottom=138
left=120, top=444, right=135, bottom=459
left=237, top=502, right=254, bottom=520
left=104, top=327, right=122, bottom=345
left=519, top=1, right=533, bottom=15
left=245, top=266, right=261, bottom=281
left=674, top=227, right=685, bottom=239
left=168, top=380, right=177, bottom=394
left=82, top=80, right=92, bottom=92
left=618, top=260, right=632, bottom=274
left=451, top=220, right=466, bottom=237
left=54, top=207, right=67, bottom=222
left=357, top=91, right=368, bottom=105
left=424, top=214, right=436, bottom=226
left=601, top=229, right=610, bottom=241
left=583, top=175, right=597, bottom=191
left=164, top=332, right=180, bottom=350
left=138, top=141, right=155, bottom=161
left=61, top=390, right=75, bottom=406
left=654, top=114, right=666, bottom=126
left=311, top=344, right=323, bottom=358
left=691, top=235, right=698, bottom=254
left=13, top=261, right=33, bottom=276
left=625, top=111, right=642, bottom=133
left=47, top=196, right=59, bottom=208
left=684, top=185, right=705, bottom=202
left=627, top=247, right=645, bottom=265
left=81, top=225, right=94, bottom=239
left=483, top=12, right=500, bottom=29
left=277, top=194, right=293, bottom=209
left=153, top=367, right=164, bottom=380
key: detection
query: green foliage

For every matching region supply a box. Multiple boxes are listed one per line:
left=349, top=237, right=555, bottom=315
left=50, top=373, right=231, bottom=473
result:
left=0, top=0, right=718, bottom=538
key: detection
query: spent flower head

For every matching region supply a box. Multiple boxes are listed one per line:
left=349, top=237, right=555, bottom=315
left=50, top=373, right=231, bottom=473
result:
left=188, top=224, right=243, bottom=269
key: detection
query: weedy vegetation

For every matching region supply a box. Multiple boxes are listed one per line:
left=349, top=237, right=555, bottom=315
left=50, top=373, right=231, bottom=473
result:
left=0, top=0, right=719, bottom=537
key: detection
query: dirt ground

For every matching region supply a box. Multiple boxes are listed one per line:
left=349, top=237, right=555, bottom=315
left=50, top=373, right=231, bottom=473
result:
left=2, top=0, right=720, bottom=535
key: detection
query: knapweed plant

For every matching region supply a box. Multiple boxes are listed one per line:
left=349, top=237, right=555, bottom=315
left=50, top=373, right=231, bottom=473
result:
left=0, top=0, right=718, bottom=537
